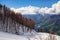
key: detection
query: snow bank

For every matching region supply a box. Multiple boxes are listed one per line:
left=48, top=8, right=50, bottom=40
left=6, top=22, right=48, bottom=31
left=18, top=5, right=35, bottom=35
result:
left=0, top=31, right=60, bottom=40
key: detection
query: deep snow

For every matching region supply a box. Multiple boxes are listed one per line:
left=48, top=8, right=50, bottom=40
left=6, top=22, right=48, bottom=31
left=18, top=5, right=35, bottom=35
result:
left=0, top=31, right=60, bottom=40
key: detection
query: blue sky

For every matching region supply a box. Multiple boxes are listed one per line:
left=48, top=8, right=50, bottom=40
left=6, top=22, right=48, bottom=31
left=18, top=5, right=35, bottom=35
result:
left=0, top=0, right=59, bottom=8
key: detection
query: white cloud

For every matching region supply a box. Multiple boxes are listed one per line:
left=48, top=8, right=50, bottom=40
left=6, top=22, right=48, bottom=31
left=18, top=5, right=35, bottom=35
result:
left=10, top=1, right=60, bottom=15
left=10, top=6, right=40, bottom=14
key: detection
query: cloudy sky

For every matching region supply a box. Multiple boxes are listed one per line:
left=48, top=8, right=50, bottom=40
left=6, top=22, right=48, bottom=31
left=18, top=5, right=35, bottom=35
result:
left=0, top=0, right=60, bottom=14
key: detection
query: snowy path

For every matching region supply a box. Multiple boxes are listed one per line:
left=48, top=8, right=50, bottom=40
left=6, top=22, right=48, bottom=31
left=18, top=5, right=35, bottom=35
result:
left=0, top=31, right=60, bottom=40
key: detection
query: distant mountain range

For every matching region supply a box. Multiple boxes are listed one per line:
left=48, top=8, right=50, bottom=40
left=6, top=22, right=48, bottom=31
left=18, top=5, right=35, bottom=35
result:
left=23, top=14, right=51, bottom=26
left=22, top=13, right=60, bottom=35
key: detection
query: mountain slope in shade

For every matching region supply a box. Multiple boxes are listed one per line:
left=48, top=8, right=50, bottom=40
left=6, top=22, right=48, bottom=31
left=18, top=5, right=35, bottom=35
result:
left=22, top=14, right=51, bottom=30
left=23, top=14, right=51, bottom=25
left=23, top=14, right=60, bottom=36
left=37, top=14, right=60, bottom=35
left=22, top=14, right=44, bottom=24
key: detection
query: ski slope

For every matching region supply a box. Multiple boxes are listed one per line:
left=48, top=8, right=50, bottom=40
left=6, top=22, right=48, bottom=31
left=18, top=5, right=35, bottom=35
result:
left=0, top=31, right=60, bottom=40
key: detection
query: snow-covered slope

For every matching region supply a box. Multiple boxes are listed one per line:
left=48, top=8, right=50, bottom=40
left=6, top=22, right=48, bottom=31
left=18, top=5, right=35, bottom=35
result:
left=0, top=31, right=60, bottom=40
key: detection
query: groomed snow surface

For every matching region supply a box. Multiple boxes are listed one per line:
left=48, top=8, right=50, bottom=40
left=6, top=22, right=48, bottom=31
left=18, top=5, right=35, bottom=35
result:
left=0, top=31, right=60, bottom=40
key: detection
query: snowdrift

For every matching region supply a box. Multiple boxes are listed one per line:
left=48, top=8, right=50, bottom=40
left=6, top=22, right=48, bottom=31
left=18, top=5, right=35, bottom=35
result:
left=0, top=31, right=60, bottom=40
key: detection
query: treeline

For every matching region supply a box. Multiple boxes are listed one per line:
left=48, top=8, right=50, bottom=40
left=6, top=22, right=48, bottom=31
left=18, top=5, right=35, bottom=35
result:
left=0, top=4, right=35, bottom=34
